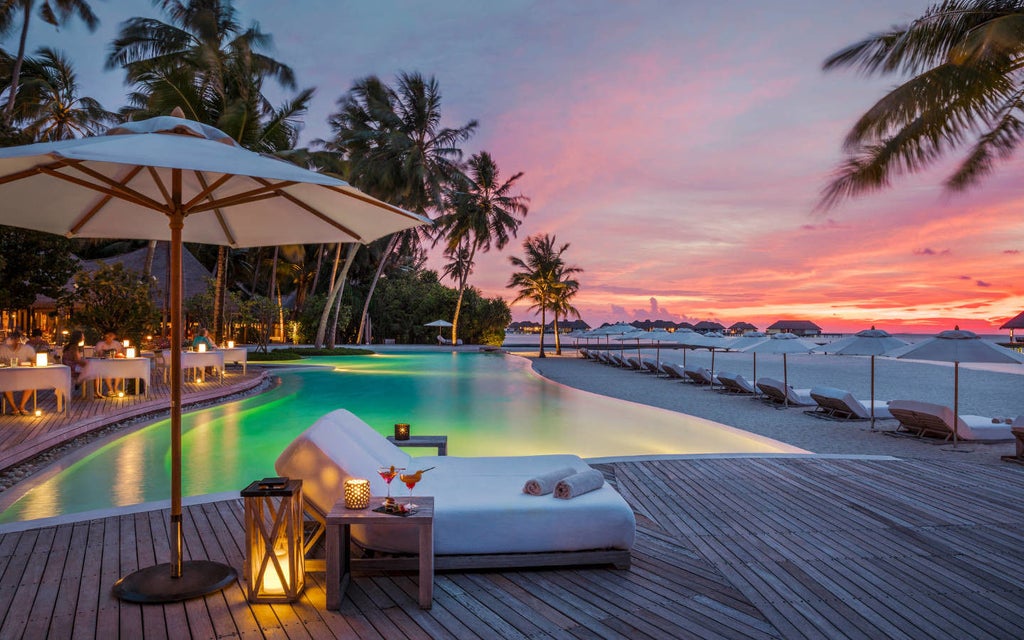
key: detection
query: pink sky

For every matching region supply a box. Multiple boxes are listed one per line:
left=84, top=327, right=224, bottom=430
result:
left=21, top=1, right=1024, bottom=334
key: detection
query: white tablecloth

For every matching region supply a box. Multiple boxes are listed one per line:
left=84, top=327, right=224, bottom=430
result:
left=80, top=358, right=152, bottom=397
left=219, top=347, right=248, bottom=374
left=163, top=350, right=225, bottom=382
left=0, top=365, right=72, bottom=411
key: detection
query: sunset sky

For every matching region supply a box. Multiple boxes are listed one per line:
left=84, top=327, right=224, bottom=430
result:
left=16, top=0, right=1024, bottom=334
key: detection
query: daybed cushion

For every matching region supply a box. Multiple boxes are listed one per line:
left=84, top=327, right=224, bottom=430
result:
left=276, top=409, right=637, bottom=556
left=888, top=400, right=1012, bottom=441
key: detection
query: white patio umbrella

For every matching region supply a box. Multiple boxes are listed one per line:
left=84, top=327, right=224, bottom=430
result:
left=728, top=331, right=768, bottom=388
left=686, top=331, right=733, bottom=388
left=646, top=328, right=673, bottom=368
left=424, top=319, right=454, bottom=338
left=591, top=322, right=635, bottom=355
left=887, top=327, right=1024, bottom=445
left=662, top=327, right=698, bottom=367
left=741, top=333, right=819, bottom=406
left=0, top=113, right=428, bottom=602
left=815, top=327, right=908, bottom=429
left=615, top=328, right=648, bottom=365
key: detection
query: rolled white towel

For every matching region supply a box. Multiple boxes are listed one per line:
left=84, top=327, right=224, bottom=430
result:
left=523, top=467, right=575, bottom=496
left=554, top=469, right=605, bottom=500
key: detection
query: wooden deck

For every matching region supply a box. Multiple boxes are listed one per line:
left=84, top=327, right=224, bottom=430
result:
left=0, top=365, right=268, bottom=472
left=1, top=455, right=1022, bottom=639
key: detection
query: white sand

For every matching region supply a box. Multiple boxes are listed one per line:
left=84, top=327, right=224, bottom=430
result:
left=529, top=348, right=1024, bottom=464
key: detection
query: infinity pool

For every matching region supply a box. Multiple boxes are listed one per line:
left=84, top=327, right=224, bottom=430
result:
left=0, top=352, right=802, bottom=522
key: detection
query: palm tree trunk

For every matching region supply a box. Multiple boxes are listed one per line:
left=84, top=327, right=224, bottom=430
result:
left=538, top=306, right=546, bottom=358
left=268, top=245, right=279, bottom=340
left=314, top=244, right=357, bottom=347
left=2, top=6, right=31, bottom=126
left=554, top=313, right=562, bottom=355
left=327, top=289, right=345, bottom=348
left=356, top=234, right=398, bottom=344
left=451, top=244, right=477, bottom=345
left=143, top=240, right=157, bottom=279
left=249, top=247, right=262, bottom=296
left=212, top=245, right=226, bottom=342
left=310, top=244, right=325, bottom=295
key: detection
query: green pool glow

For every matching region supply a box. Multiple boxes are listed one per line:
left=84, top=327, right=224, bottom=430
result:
left=0, top=352, right=802, bottom=523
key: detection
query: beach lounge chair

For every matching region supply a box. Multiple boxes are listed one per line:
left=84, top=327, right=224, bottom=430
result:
left=808, top=387, right=893, bottom=420
left=683, top=366, right=717, bottom=386
left=275, top=409, right=635, bottom=570
left=642, top=358, right=662, bottom=374
left=887, top=400, right=1012, bottom=442
left=755, top=377, right=813, bottom=407
left=661, top=362, right=686, bottom=379
left=717, top=371, right=756, bottom=395
left=625, top=356, right=643, bottom=370
left=611, top=353, right=630, bottom=367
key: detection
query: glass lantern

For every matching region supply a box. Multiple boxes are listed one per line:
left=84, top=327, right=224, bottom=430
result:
left=241, top=477, right=305, bottom=603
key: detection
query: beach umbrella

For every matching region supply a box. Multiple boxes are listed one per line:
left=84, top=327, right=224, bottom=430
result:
left=0, top=113, right=428, bottom=602
left=646, top=327, right=673, bottom=368
left=887, top=327, right=1024, bottom=445
left=424, top=319, right=454, bottom=337
left=685, top=331, right=733, bottom=388
left=728, top=331, right=769, bottom=388
left=591, top=322, right=634, bottom=354
left=815, top=327, right=908, bottom=429
left=615, top=328, right=651, bottom=365
left=662, top=327, right=699, bottom=367
left=741, top=333, right=818, bottom=406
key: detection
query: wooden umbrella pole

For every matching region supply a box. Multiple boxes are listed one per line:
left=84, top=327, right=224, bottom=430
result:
left=783, top=353, right=788, bottom=408
left=870, top=355, right=876, bottom=430
left=953, top=362, right=959, bottom=447
left=169, top=207, right=184, bottom=578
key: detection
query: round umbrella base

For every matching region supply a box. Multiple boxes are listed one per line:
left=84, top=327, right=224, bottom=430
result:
left=112, top=560, right=237, bottom=603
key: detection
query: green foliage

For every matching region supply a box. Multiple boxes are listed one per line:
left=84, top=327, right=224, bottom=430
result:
left=62, top=263, right=159, bottom=344
left=246, top=350, right=303, bottom=361
left=235, top=295, right=280, bottom=353
left=0, top=225, right=78, bottom=312
left=297, top=292, right=351, bottom=344
left=367, top=268, right=510, bottom=344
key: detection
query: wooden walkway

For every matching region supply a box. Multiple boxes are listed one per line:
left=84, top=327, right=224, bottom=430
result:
left=1, top=455, right=1022, bottom=639
left=0, top=366, right=268, bottom=472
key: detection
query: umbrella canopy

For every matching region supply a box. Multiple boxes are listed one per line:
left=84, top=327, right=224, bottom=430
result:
left=685, top=332, right=733, bottom=387
left=888, top=328, right=1024, bottom=444
left=726, top=331, right=768, bottom=385
left=662, top=328, right=699, bottom=366
left=815, top=327, right=908, bottom=428
left=0, top=114, right=427, bottom=601
left=424, top=319, right=454, bottom=327
left=741, top=333, right=819, bottom=405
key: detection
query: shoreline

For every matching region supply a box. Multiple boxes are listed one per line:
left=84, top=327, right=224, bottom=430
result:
left=528, top=353, right=1023, bottom=465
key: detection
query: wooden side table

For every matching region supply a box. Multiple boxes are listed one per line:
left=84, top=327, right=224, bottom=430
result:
left=386, top=435, right=448, bottom=456
left=325, top=496, right=434, bottom=609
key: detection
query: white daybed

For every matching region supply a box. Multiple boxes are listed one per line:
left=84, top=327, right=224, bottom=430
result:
left=275, top=409, right=635, bottom=569
left=809, top=386, right=893, bottom=420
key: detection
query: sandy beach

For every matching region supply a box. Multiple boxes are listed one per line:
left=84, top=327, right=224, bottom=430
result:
left=529, top=347, right=1024, bottom=464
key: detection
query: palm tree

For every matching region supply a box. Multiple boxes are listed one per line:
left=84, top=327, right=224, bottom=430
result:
left=507, top=233, right=580, bottom=357
left=322, top=71, right=477, bottom=343
left=820, top=0, right=1024, bottom=208
left=109, top=0, right=310, bottom=342
left=6, top=46, right=117, bottom=140
left=0, top=0, right=98, bottom=127
left=433, top=151, right=528, bottom=344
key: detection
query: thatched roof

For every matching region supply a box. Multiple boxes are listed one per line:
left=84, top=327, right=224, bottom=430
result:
left=729, top=321, right=758, bottom=332
left=1001, top=310, right=1024, bottom=330
left=693, top=320, right=726, bottom=332
left=83, top=242, right=213, bottom=303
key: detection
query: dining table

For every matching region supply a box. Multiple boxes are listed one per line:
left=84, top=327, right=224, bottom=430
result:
left=218, top=347, right=248, bottom=374
left=80, top=357, right=152, bottom=398
left=163, top=350, right=225, bottom=383
left=0, top=364, right=72, bottom=412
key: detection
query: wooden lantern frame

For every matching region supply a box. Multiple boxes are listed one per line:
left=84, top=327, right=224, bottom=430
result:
left=241, top=478, right=305, bottom=603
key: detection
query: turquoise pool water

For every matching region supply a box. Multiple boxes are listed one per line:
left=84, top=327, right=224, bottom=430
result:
left=0, top=352, right=801, bottom=523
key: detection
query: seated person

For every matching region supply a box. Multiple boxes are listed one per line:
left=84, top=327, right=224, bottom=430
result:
left=0, top=331, right=36, bottom=415
left=26, top=328, right=50, bottom=355
left=94, top=329, right=124, bottom=397
left=62, top=330, right=88, bottom=388
left=192, top=327, right=218, bottom=351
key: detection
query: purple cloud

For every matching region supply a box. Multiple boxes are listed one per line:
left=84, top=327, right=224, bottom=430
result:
left=915, top=248, right=951, bottom=256
left=976, top=280, right=991, bottom=287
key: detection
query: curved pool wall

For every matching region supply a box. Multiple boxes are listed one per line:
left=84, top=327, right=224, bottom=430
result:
left=0, top=351, right=804, bottom=523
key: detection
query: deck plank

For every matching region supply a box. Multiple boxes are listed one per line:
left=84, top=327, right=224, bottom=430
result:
left=0, top=457, right=1023, bottom=638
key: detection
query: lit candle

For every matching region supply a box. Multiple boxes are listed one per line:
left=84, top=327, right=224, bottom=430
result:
left=394, top=423, right=411, bottom=440
left=261, top=545, right=290, bottom=595
left=343, top=478, right=371, bottom=509
left=197, top=342, right=207, bottom=353
left=227, top=340, right=235, bottom=349
left=35, top=352, right=47, bottom=367
left=117, top=391, right=125, bottom=398
left=34, top=409, right=41, bottom=417
left=125, top=347, right=136, bottom=358
left=123, top=339, right=130, bottom=348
